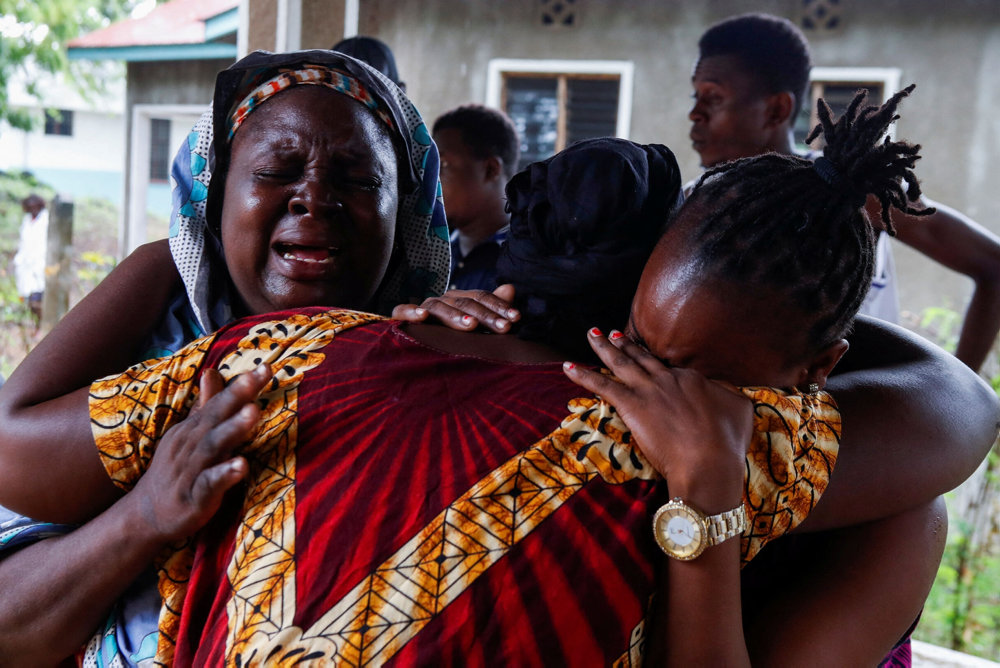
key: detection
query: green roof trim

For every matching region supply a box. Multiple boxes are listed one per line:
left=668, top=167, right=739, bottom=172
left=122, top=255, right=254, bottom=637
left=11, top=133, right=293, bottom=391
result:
left=68, top=42, right=237, bottom=63
left=205, top=7, right=239, bottom=42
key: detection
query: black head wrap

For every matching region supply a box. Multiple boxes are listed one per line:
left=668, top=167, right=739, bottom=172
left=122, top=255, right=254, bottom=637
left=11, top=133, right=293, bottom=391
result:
left=496, top=137, right=683, bottom=359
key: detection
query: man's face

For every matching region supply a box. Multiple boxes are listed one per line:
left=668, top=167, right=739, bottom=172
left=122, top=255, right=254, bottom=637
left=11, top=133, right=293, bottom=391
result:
left=688, top=55, right=774, bottom=168
left=434, top=127, right=495, bottom=232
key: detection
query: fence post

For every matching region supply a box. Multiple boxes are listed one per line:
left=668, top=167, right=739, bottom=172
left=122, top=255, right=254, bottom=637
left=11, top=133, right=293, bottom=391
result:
left=41, top=196, right=73, bottom=331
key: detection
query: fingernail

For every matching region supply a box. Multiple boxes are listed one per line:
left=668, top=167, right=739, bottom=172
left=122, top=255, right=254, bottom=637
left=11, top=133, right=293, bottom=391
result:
left=507, top=309, right=519, bottom=319
left=563, top=361, right=576, bottom=370
left=609, top=330, right=624, bottom=340
left=462, top=315, right=474, bottom=326
left=589, top=327, right=602, bottom=337
left=255, top=363, right=269, bottom=377
left=496, top=319, right=510, bottom=330
left=414, top=307, right=427, bottom=316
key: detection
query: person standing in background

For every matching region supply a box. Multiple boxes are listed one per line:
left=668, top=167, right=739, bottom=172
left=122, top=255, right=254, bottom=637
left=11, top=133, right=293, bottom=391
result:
left=687, top=12, right=1000, bottom=371
left=13, top=194, right=48, bottom=328
left=434, top=104, right=520, bottom=291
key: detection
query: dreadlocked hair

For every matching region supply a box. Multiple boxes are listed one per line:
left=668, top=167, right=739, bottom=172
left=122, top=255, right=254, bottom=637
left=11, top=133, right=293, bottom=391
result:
left=685, top=83, right=932, bottom=351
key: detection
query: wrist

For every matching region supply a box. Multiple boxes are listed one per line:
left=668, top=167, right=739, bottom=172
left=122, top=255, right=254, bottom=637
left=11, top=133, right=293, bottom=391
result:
left=665, top=459, right=744, bottom=515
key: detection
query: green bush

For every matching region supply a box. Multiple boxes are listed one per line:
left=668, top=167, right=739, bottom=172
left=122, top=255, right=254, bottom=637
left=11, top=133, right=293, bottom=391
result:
left=914, top=306, right=1000, bottom=661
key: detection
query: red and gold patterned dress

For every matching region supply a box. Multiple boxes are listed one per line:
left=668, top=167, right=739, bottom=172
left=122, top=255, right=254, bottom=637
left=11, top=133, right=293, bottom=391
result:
left=90, top=308, right=840, bottom=667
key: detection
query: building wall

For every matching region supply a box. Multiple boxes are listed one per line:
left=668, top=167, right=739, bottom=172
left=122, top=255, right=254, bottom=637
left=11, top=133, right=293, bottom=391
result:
left=0, top=109, right=124, bottom=203
left=121, top=59, right=232, bottom=252
left=359, top=0, right=1000, bottom=327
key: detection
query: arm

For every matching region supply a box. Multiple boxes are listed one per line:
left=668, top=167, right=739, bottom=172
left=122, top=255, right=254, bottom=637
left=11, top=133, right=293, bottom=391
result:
left=564, top=329, right=754, bottom=665
left=803, top=316, right=999, bottom=530
left=566, top=329, right=954, bottom=664
left=742, top=497, right=947, bottom=666
left=0, top=368, right=265, bottom=665
left=872, top=196, right=1000, bottom=371
left=0, top=241, right=187, bottom=521
left=0, top=239, right=181, bottom=405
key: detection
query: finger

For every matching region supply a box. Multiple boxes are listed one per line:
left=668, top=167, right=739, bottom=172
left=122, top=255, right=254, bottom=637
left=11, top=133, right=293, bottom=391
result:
left=492, top=284, right=520, bottom=320
left=562, top=360, right=632, bottom=404
left=607, top=330, right=672, bottom=376
left=443, top=295, right=517, bottom=332
left=190, top=456, right=249, bottom=514
left=196, top=364, right=271, bottom=429
left=197, top=368, right=225, bottom=409
left=419, top=299, right=482, bottom=331
left=585, top=328, right=650, bottom=383
left=459, top=287, right=520, bottom=322
left=391, top=303, right=428, bottom=322
left=202, top=403, right=259, bottom=457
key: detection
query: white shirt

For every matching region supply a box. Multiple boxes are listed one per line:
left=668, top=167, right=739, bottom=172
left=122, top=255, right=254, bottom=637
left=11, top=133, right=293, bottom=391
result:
left=13, top=208, right=48, bottom=297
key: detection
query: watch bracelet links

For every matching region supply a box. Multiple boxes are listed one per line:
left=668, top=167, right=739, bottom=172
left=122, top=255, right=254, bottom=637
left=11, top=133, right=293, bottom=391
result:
left=706, top=505, right=748, bottom=545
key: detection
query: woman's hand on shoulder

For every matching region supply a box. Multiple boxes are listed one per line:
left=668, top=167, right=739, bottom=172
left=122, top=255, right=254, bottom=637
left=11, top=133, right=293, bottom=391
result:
left=392, top=284, right=521, bottom=333
left=127, top=364, right=271, bottom=543
left=563, top=328, right=751, bottom=498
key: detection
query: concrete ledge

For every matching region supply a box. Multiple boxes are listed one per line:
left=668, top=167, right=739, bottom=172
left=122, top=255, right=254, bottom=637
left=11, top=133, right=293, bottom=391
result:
left=914, top=640, right=1000, bottom=667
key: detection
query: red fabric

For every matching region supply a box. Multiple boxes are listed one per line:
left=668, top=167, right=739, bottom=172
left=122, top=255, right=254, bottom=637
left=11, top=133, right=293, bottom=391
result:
left=173, top=312, right=662, bottom=665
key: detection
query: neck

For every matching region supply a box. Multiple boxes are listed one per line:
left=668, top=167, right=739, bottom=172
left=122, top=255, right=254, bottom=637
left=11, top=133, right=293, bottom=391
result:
left=455, top=208, right=508, bottom=256
left=769, top=126, right=797, bottom=156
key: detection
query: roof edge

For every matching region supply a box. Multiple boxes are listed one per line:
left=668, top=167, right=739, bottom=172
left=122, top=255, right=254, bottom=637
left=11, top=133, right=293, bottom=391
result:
left=68, top=42, right=237, bottom=63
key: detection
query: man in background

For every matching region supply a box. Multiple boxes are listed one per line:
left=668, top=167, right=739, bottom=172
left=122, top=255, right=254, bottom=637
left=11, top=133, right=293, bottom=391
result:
left=433, top=104, right=520, bottom=291
left=687, top=12, right=1000, bottom=371
left=13, top=194, right=48, bottom=328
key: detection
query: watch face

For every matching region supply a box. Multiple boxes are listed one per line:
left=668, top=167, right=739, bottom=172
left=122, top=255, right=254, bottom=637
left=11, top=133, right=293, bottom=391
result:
left=653, top=502, right=707, bottom=560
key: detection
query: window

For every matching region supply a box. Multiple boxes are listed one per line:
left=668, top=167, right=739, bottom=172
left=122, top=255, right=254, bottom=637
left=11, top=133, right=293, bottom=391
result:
left=794, top=67, right=902, bottom=149
left=487, top=59, right=634, bottom=170
left=149, top=118, right=172, bottom=182
left=44, top=109, right=73, bottom=136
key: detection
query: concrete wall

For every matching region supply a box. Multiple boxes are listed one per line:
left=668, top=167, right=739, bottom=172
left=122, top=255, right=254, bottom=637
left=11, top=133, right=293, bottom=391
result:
left=0, top=109, right=124, bottom=203
left=358, top=0, right=1000, bottom=328
left=122, top=59, right=232, bottom=252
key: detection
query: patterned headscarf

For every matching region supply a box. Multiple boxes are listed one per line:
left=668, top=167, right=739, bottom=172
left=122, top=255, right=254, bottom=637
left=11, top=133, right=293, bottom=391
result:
left=167, top=50, right=450, bottom=340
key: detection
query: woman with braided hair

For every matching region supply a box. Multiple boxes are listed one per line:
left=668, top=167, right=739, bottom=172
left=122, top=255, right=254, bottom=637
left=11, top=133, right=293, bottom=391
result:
left=566, top=85, right=946, bottom=665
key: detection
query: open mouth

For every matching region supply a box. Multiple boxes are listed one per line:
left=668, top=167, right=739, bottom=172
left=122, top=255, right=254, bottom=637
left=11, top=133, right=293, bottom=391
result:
left=274, top=242, right=340, bottom=264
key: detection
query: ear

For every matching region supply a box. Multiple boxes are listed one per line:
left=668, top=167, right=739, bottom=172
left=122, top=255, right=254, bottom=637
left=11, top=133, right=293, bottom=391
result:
left=799, top=339, right=849, bottom=392
left=764, top=91, right=795, bottom=128
left=483, top=155, right=504, bottom=182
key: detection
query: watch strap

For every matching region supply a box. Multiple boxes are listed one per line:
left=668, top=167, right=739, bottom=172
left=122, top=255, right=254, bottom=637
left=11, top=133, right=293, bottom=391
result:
left=705, top=504, right=748, bottom=546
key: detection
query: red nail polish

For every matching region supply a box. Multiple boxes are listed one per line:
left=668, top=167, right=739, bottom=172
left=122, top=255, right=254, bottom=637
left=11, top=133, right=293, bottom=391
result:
left=462, top=315, right=473, bottom=325
left=564, top=361, right=576, bottom=370
left=609, top=330, right=624, bottom=340
left=589, top=327, right=602, bottom=337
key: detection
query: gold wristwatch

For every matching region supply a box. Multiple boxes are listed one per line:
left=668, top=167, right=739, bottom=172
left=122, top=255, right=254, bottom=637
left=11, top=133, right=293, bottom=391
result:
left=652, top=497, right=748, bottom=561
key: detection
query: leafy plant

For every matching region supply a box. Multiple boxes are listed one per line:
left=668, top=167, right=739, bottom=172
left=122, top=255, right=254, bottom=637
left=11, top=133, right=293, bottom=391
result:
left=914, top=305, right=1000, bottom=661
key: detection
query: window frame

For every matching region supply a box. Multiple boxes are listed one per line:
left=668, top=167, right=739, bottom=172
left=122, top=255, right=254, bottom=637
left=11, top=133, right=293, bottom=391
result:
left=43, top=109, right=74, bottom=137
left=798, top=67, right=902, bottom=146
left=485, top=58, right=634, bottom=150
left=149, top=117, right=172, bottom=184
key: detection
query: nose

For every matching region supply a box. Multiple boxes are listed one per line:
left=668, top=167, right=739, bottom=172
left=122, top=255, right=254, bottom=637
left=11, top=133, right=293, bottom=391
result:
left=288, top=176, right=343, bottom=219
left=688, top=99, right=706, bottom=123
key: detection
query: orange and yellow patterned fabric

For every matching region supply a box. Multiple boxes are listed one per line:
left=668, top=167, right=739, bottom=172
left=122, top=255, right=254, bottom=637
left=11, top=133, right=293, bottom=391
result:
left=89, top=308, right=840, bottom=666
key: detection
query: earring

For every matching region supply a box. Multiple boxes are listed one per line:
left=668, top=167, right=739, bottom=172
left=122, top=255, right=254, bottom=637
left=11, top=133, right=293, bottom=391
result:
left=807, top=382, right=820, bottom=394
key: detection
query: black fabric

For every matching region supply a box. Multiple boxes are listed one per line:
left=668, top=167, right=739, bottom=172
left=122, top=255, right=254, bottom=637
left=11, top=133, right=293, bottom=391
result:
left=330, top=36, right=403, bottom=86
left=496, top=138, right=683, bottom=358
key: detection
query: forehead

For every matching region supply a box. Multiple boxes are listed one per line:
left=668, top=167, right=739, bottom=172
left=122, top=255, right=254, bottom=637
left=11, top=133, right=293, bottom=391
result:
left=629, top=235, right=805, bottom=384
left=433, top=127, right=474, bottom=158
left=692, top=54, right=762, bottom=96
left=232, top=86, right=395, bottom=159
